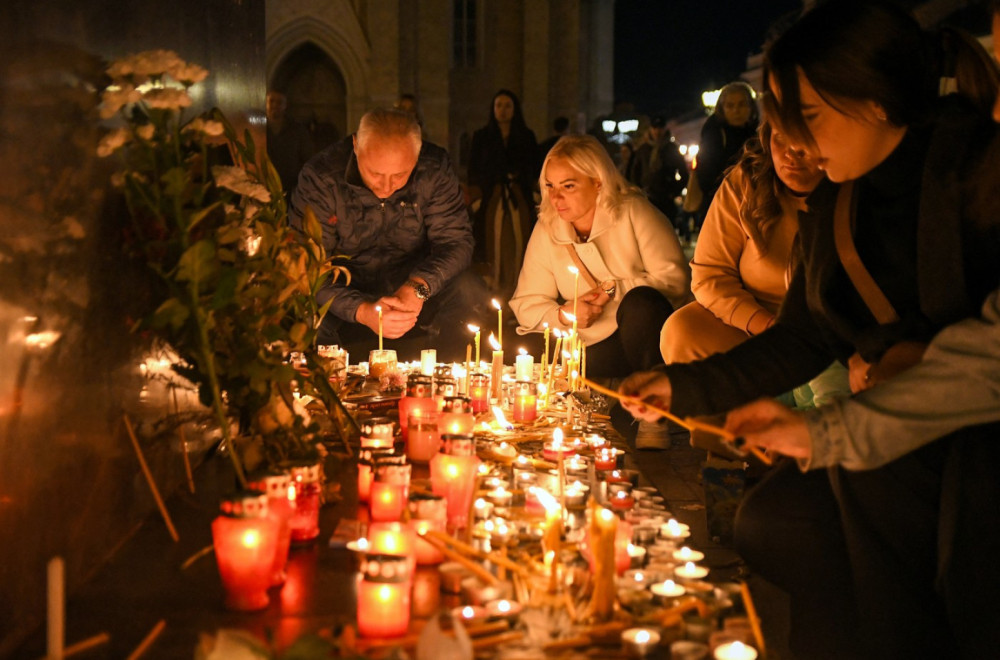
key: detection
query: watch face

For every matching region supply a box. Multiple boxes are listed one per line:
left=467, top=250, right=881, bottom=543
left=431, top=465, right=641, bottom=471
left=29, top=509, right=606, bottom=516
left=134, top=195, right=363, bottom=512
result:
left=409, top=280, right=430, bottom=299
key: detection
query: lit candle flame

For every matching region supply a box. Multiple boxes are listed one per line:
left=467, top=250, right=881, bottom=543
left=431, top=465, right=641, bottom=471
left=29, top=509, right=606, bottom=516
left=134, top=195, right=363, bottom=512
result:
left=491, top=298, right=502, bottom=311
left=492, top=406, right=513, bottom=430
left=552, top=427, right=563, bottom=448
left=563, top=311, right=576, bottom=324
left=635, top=630, right=651, bottom=644
left=568, top=265, right=579, bottom=276
left=519, top=347, right=527, bottom=356
left=530, top=486, right=560, bottom=516
left=488, top=333, right=501, bottom=351
left=467, top=324, right=480, bottom=333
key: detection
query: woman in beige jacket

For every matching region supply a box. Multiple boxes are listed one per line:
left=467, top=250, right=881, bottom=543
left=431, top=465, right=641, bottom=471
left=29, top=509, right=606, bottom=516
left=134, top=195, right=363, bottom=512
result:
left=510, top=135, right=690, bottom=445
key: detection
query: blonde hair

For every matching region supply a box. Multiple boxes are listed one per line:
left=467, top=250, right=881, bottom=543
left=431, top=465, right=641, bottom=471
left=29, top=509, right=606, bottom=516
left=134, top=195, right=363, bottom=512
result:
left=356, top=107, right=422, bottom=154
left=538, top=134, right=640, bottom=223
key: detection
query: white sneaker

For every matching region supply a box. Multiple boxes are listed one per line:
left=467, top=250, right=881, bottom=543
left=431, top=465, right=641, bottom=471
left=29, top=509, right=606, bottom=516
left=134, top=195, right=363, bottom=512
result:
left=635, top=420, right=669, bottom=450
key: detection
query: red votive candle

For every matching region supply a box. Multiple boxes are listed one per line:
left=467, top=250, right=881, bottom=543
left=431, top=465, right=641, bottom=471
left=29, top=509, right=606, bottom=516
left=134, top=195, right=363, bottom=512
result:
left=361, top=416, right=396, bottom=449
left=409, top=494, right=448, bottom=565
left=438, top=396, right=475, bottom=435
left=406, top=409, right=441, bottom=463
left=430, top=434, right=480, bottom=528
left=398, top=374, right=435, bottom=442
left=357, top=553, right=411, bottom=638
left=370, top=461, right=411, bottom=522
left=511, top=380, right=538, bottom=423
left=212, top=491, right=279, bottom=611
left=594, top=447, right=619, bottom=471
left=246, top=469, right=294, bottom=586
left=468, top=373, right=490, bottom=413
left=287, top=461, right=322, bottom=543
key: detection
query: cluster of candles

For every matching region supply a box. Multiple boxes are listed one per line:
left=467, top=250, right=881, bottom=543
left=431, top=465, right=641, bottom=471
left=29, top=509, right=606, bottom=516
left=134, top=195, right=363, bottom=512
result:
left=209, top=462, right=323, bottom=611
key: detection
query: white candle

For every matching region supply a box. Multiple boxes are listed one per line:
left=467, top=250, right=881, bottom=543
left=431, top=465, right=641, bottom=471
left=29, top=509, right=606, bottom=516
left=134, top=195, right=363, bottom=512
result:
left=515, top=348, right=533, bottom=381
left=650, top=579, right=687, bottom=599
left=420, top=349, right=436, bottom=376
left=673, top=546, right=705, bottom=563
left=714, top=641, right=759, bottom=660
left=468, top=324, right=481, bottom=365
left=47, top=556, right=64, bottom=660
left=674, top=561, right=709, bottom=580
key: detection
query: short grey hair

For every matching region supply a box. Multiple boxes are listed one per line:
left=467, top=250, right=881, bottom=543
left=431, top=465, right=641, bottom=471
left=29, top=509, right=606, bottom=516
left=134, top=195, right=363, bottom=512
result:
left=355, top=107, right=422, bottom=154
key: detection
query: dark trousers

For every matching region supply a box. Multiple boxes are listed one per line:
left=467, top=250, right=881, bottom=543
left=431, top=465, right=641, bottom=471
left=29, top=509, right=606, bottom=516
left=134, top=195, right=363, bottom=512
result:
left=736, top=424, right=1000, bottom=659
left=316, top=268, right=491, bottom=363
left=586, top=286, right=674, bottom=378
left=735, top=462, right=863, bottom=659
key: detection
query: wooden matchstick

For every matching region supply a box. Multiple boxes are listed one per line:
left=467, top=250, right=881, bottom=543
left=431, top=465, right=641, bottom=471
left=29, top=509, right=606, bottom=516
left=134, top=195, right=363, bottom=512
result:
left=123, top=415, right=179, bottom=542
left=65, top=632, right=111, bottom=657
left=741, top=580, right=767, bottom=657
left=418, top=534, right=498, bottom=585
left=125, top=619, right=165, bottom=660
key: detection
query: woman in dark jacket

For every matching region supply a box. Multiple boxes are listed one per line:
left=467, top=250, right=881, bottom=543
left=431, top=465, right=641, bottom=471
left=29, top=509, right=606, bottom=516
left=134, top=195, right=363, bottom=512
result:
left=467, top=89, right=539, bottom=294
left=621, top=2, right=1000, bottom=658
left=695, top=81, right=759, bottom=218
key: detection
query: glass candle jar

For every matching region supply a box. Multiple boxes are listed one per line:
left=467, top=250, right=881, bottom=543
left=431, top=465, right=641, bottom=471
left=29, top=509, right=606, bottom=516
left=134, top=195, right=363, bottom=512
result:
left=211, top=490, right=279, bottom=611
left=430, top=434, right=481, bottom=528
left=368, top=349, right=397, bottom=380
left=406, top=409, right=441, bottom=463
left=370, top=461, right=411, bottom=522
left=357, top=447, right=395, bottom=503
left=361, top=416, right=396, bottom=449
left=511, top=380, right=538, bottom=423
left=408, top=493, right=448, bottom=565
left=287, top=461, right=322, bottom=543
left=398, top=374, right=434, bottom=442
left=433, top=376, right=458, bottom=409
left=468, top=372, right=490, bottom=413
left=246, top=469, right=295, bottom=586
left=438, top=396, right=475, bottom=435
left=356, top=553, right=411, bottom=638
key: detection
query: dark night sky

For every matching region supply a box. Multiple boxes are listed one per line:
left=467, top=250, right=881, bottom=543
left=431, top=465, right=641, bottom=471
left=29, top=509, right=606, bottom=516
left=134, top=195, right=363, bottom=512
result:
left=614, top=0, right=804, bottom=118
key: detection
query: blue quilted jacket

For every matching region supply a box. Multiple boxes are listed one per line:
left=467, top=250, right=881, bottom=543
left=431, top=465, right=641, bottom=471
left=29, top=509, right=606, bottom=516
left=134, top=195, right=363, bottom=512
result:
left=289, top=136, right=473, bottom=322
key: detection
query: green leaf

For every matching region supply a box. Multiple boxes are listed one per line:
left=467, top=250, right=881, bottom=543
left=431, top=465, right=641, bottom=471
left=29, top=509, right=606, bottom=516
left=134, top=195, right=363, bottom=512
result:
left=211, top=268, right=238, bottom=309
left=160, top=166, right=188, bottom=199
left=187, top=200, right=223, bottom=234
left=216, top=224, right=244, bottom=245
left=302, top=206, right=323, bottom=248
left=176, top=239, right=216, bottom=282
left=149, top=297, right=189, bottom=330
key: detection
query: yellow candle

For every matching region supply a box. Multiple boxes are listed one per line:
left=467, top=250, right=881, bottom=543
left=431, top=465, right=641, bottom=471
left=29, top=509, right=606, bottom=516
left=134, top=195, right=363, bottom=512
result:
left=376, top=305, right=383, bottom=350
left=468, top=324, right=480, bottom=366
left=492, top=298, right=503, bottom=350
left=542, top=322, right=550, bottom=376
left=465, top=343, right=472, bottom=394
left=568, top=265, right=579, bottom=325
left=581, top=340, right=587, bottom=382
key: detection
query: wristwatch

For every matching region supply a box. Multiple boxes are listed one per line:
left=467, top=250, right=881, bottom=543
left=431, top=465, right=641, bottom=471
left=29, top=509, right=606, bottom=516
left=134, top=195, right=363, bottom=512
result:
left=405, top=279, right=431, bottom=300
left=601, top=279, right=617, bottom=299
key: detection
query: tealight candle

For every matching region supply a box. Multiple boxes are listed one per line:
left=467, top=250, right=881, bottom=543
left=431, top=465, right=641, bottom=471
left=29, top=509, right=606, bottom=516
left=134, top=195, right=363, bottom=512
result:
left=650, top=579, right=687, bottom=604
left=543, top=428, right=576, bottom=461
left=622, top=627, right=661, bottom=658
left=673, top=546, right=705, bottom=563
left=627, top=542, right=647, bottom=568
left=473, top=497, right=493, bottom=520
left=452, top=605, right=489, bottom=626
left=611, top=489, right=636, bottom=511
left=675, top=561, right=710, bottom=581
left=660, top=519, right=692, bottom=541
left=594, top=447, right=619, bottom=471
left=485, top=486, right=513, bottom=510
left=713, top=641, right=758, bottom=660
left=484, top=598, right=523, bottom=623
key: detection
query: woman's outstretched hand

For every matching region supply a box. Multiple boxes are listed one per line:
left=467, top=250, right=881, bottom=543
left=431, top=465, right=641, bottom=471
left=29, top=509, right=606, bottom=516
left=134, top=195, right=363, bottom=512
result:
left=619, top=371, right=673, bottom=422
left=724, top=399, right=812, bottom=460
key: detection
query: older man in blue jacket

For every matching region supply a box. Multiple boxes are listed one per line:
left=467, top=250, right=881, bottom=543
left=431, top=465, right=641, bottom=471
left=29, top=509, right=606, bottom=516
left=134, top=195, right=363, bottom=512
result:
left=290, top=107, right=488, bottom=360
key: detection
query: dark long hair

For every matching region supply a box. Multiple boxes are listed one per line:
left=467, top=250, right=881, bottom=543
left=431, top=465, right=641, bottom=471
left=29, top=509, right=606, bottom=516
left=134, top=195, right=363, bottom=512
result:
left=736, top=120, right=785, bottom=254
left=766, top=0, right=998, bottom=149
left=486, top=88, right=529, bottom=133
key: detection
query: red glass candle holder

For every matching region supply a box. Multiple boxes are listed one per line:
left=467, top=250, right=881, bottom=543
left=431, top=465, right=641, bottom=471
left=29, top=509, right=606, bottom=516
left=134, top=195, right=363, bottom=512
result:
left=287, top=461, right=322, bottom=543
left=438, top=396, right=475, bottom=435
left=246, top=469, right=295, bottom=586
left=433, top=375, right=458, bottom=409
left=511, top=380, right=538, bottom=423
left=430, top=434, right=480, bottom=528
left=594, top=447, right=619, bottom=471
left=361, top=416, right=396, bottom=449
left=211, top=491, right=279, bottom=611
left=357, top=447, right=395, bottom=503
left=406, top=409, right=441, bottom=463
left=398, top=374, right=434, bottom=442
left=370, top=461, right=411, bottom=522
left=409, top=493, right=448, bottom=565
left=357, top=553, right=411, bottom=638
left=468, top=372, right=490, bottom=413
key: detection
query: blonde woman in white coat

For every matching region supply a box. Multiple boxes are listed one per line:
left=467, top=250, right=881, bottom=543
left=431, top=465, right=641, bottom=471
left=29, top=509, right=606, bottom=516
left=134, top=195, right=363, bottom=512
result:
left=510, top=135, right=691, bottom=445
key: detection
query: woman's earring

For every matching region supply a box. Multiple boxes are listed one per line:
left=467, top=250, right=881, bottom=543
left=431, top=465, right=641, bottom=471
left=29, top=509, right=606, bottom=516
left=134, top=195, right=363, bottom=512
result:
left=876, top=110, right=888, bottom=122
